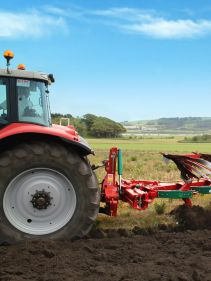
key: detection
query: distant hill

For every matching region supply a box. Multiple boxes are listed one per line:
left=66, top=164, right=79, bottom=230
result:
left=122, top=117, right=211, bottom=135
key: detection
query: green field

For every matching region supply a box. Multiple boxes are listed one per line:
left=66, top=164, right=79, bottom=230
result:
left=87, top=137, right=211, bottom=230
left=88, top=136, right=211, bottom=153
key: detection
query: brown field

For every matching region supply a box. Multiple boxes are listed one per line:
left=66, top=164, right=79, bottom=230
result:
left=1, top=137, right=211, bottom=281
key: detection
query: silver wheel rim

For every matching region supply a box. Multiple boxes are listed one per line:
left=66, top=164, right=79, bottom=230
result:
left=3, top=168, right=77, bottom=235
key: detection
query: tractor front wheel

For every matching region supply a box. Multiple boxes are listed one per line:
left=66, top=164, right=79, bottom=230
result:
left=0, top=141, right=100, bottom=243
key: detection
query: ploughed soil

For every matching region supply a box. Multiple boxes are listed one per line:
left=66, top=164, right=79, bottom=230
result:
left=1, top=205, right=211, bottom=281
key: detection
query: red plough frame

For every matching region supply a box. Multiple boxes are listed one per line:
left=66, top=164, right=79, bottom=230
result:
left=100, top=147, right=211, bottom=216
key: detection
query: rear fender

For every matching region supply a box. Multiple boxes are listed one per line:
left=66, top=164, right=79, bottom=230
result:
left=0, top=123, right=93, bottom=156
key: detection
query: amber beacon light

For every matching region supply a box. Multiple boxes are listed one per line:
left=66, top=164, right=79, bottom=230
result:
left=3, top=50, right=14, bottom=73
left=17, top=64, right=26, bottom=70
left=4, top=50, right=14, bottom=60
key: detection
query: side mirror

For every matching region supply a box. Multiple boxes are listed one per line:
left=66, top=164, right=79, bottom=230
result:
left=48, top=74, right=55, bottom=83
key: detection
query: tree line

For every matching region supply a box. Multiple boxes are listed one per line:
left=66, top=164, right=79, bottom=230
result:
left=51, top=113, right=126, bottom=138
left=147, top=117, right=211, bottom=130
left=180, top=134, right=211, bottom=143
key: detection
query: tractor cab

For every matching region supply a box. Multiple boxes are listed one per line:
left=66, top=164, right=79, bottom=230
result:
left=0, top=50, right=54, bottom=127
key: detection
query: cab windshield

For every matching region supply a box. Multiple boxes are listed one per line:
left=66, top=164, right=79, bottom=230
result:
left=17, top=79, right=51, bottom=126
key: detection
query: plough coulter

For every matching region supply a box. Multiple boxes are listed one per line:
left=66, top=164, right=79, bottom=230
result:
left=99, top=147, right=211, bottom=216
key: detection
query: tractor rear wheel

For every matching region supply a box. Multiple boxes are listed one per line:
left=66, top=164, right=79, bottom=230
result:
left=0, top=141, right=100, bottom=243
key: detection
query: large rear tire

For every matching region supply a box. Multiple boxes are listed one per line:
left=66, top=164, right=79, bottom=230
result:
left=0, top=141, right=100, bottom=243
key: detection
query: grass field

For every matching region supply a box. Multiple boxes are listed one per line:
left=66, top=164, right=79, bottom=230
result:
left=88, top=136, right=211, bottom=152
left=87, top=137, right=211, bottom=230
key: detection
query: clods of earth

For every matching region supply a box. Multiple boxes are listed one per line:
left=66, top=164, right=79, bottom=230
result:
left=0, top=205, right=211, bottom=281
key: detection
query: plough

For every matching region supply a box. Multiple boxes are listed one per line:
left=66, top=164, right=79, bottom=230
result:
left=99, top=147, right=211, bottom=216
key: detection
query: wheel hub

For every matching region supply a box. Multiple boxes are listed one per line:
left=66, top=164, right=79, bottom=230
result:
left=31, top=190, right=52, bottom=210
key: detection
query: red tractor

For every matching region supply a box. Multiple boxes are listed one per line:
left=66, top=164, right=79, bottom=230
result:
left=1, top=50, right=211, bottom=244
left=0, top=51, right=100, bottom=243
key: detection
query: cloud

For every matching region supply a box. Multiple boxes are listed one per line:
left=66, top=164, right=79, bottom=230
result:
left=43, top=5, right=85, bottom=20
left=88, top=7, right=211, bottom=39
left=121, top=18, right=211, bottom=39
left=91, top=7, right=155, bottom=21
left=43, top=6, right=66, bottom=16
left=0, top=10, right=67, bottom=38
left=6, top=5, right=211, bottom=40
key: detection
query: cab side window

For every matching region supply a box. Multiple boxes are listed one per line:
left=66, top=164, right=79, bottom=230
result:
left=17, top=79, right=48, bottom=126
left=0, top=79, right=8, bottom=123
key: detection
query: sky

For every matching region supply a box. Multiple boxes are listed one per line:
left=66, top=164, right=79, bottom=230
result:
left=1, top=0, right=211, bottom=122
